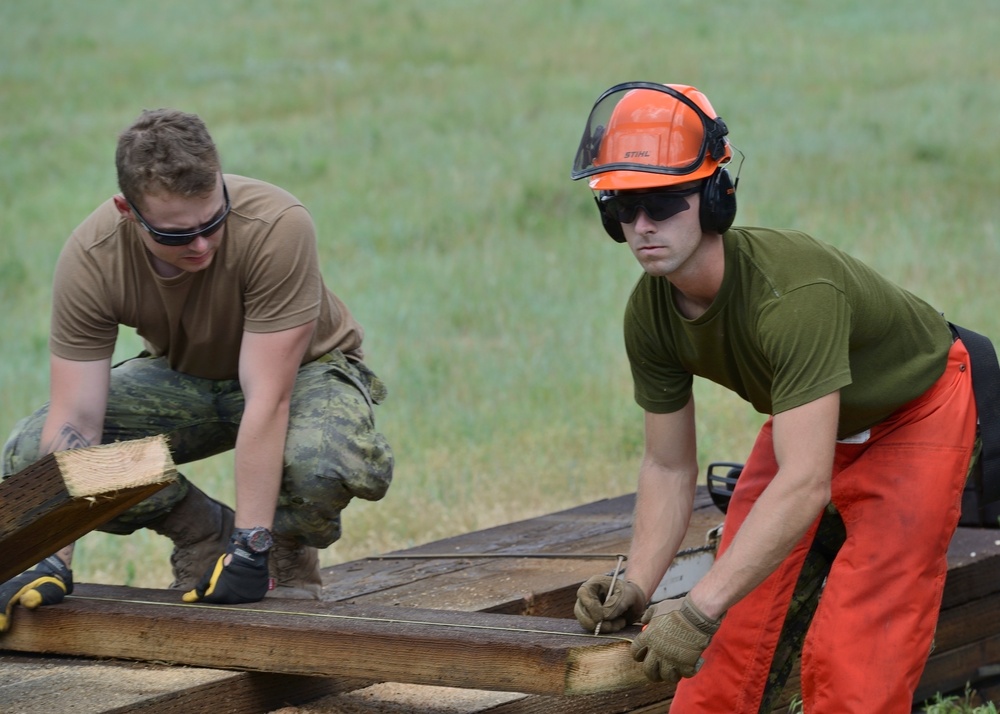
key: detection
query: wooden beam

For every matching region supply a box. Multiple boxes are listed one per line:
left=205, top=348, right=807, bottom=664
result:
left=327, top=491, right=722, bottom=618
left=4, top=485, right=997, bottom=712
left=0, top=583, right=647, bottom=697
left=915, top=632, right=1000, bottom=703
left=0, top=653, right=360, bottom=714
left=0, top=436, right=177, bottom=582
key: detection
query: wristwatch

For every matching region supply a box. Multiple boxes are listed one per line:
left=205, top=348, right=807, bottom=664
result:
left=232, top=526, right=274, bottom=554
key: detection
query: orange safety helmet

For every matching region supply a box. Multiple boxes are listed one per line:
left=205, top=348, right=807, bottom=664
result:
left=571, top=82, right=732, bottom=191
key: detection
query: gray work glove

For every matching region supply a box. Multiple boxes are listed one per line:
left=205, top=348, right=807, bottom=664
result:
left=630, top=596, right=722, bottom=683
left=574, top=575, right=647, bottom=633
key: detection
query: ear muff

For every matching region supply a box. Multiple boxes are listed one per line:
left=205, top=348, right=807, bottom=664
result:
left=594, top=193, right=626, bottom=243
left=699, top=167, right=737, bottom=234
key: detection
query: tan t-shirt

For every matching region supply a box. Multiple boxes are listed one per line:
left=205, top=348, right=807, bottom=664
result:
left=50, top=174, right=364, bottom=379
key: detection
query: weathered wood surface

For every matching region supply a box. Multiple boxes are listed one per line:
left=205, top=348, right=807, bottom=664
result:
left=914, top=525, right=1000, bottom=705
left=327, top=490, right=722, bottom=617
left=2, top=485, right=997, bottom=712
left=0, top=436, right=177, bottom=582
left=0, top=652, right=351, bottom=714
left=302, top=496, right=1000, bottom=713
left=0, top=490, right=714, bottom=714
left=0, top=583, right=647, bottom=697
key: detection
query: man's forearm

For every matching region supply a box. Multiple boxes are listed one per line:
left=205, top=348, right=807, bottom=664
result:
left=626, top=462, right=699, bottom=600
left=688, top=470, right=828, bottom=620
left=232, top=405, right=290, bottom=529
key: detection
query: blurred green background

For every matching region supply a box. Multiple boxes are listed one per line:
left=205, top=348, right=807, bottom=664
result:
left=1, top=0, right=997, bottom=586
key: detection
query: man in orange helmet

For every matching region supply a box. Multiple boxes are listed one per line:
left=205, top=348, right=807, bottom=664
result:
left=570, top=82, right=979, bottom=712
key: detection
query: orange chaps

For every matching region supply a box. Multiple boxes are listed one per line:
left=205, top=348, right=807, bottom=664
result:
left=672, top=339, right=978, bottom=713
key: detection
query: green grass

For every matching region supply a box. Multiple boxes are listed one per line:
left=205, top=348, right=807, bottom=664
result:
left=923, top=684, right=1000, bottom=714
left=2, top=1, right=998, bottom=596
left=789, top=683, right=999, bottom=713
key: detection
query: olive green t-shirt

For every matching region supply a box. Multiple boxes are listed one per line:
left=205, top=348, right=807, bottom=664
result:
left=50, top=174, right=364, bottom=380
left=624, top=226, right=952, bottom=438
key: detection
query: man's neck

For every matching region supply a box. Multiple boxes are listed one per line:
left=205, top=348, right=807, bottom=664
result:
left=668, top=233, right=725, bottom=319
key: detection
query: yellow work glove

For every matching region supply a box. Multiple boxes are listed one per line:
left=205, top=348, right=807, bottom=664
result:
left=630, top=596, right=722, bottom=683
left=574, top=575, right=647, bottom=633
left=0, top=555, right=73, bottom=633
left=183, top=538, right=270, bottom=604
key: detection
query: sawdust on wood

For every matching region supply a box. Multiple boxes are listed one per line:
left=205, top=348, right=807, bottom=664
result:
left=268, top=683, right=524, bottom=714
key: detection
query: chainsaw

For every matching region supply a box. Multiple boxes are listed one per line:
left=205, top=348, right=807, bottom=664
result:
left=648, top=461, right=742, bottom=602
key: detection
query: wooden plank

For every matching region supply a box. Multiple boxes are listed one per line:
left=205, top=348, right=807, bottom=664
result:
left=293, top=506, right=1000, bottom=714
left=247, top=492, right=722, bottom=714
left=328, top=490, right=722, bottom=618
left=0, top=653, right=357, bottom=714
left=0, top=583, right=647, bottom=697
left=0, top=436, right=177, bottom=582
left=934, top=589, right=1000, bottom=654
left=0, top=486, right=691, bottom=714
left=915, top=632, right=1000, bottom=703
left=7, top=487, right=991, bottom=712
left=940, top=527, right=1000, bottom=609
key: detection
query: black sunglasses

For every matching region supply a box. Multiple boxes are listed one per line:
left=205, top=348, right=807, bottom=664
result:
left=127, top=182, right=231, bottom=246
left=600, top=184, right=701, bottom=224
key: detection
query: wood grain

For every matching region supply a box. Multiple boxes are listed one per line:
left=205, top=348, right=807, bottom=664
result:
left=0, top=436, right=176, bottom=581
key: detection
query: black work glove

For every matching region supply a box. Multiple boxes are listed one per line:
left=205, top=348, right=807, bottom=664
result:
left=630, top=596, right=722, bottom=683
left=182, top=540, right=269, bottom=604
left=0, top=555, right=73, bottom=632
left=574, top=575, right=647, bottom=634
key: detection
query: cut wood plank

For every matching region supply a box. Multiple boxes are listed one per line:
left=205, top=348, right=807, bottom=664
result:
left=0, top=583, right=647, bottom=697
left=0, top=436, right=177, bottom=582
left=0, top=653, right=357, bottom=714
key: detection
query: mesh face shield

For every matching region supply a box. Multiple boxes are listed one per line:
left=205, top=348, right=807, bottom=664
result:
left=570, top=82, right=731, bottom=190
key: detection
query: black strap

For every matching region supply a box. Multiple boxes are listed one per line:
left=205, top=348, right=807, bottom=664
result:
left=951, top=323, right=1000, bottom=503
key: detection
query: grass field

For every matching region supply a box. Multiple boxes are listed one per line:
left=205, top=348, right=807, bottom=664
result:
left=1, top=1, right=998, bottom=596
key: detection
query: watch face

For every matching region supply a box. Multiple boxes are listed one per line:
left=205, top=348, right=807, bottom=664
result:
left=245, top=527, right=274, bottom=553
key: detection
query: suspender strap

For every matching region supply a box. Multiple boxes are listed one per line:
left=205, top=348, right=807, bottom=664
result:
left=950, top=323, right=1000, bottom=504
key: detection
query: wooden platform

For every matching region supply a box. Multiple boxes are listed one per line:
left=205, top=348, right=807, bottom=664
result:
left=2, top=488, right=999, bottom=713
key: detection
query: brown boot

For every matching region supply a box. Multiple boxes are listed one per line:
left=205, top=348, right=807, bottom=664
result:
left=266, top=534, right=323, bottom=600
left=147, top=483, right=235, bottom=590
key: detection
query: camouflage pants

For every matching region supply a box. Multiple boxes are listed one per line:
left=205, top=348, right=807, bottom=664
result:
left=2, top=350, right=393, bottom=547
left=758, top=505, right=846, bottom=712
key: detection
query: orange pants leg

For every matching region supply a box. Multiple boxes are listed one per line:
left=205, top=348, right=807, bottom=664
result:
left=801, top=340, right=976, bottom=712
left=672, top=340, right=976, bottom=713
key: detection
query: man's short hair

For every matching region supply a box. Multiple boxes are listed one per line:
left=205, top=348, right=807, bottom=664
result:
left=115, top=109, right=221, bottom=210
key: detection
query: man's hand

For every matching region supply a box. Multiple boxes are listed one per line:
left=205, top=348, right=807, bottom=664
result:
left=183, top=541, right=269, bottom=604
left=630, top=596, right=722, bottom=683
left=0, top=555, right=73, bottom=632
left=575, top=576, right=647, bottom=633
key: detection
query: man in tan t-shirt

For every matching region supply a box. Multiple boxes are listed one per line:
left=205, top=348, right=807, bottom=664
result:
left=0, top=109, right=393, bottom=625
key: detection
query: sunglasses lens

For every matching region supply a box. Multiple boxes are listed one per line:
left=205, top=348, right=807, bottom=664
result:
left=643, top=194, right=689, bottom=222
left=607, top=200, right=637, bottom=224
left=606, top=187, right=698, bottom=224
left=153, top=233, right=200, bottom=247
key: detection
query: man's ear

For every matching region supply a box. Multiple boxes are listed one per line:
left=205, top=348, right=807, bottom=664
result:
left=112, top=195, right=134, bottom=220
